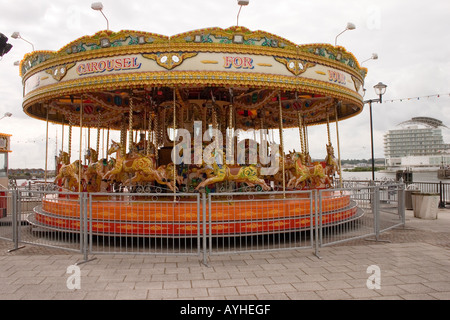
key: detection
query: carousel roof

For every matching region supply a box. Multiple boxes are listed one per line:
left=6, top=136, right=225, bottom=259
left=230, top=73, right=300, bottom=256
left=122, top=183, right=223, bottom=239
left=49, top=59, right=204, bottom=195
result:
left=19, top=26, right=367, bottom=130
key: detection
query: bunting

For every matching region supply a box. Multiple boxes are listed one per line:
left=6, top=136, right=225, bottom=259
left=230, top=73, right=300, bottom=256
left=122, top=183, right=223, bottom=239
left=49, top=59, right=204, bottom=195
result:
left=384, top=93, right=450, bottom=103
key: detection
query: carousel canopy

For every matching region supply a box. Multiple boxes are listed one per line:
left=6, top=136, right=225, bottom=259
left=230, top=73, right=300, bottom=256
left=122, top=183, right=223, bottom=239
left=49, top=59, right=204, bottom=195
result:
left=19, top=26, right=367, bottom=131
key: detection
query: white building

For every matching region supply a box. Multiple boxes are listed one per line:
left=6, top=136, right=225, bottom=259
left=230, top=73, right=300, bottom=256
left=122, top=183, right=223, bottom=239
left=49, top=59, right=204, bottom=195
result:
left=384, top=117, right=450, bottom=171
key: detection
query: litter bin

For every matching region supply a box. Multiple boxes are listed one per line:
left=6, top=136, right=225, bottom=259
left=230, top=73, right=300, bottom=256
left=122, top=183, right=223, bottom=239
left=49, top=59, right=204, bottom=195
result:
left=411, top=192, right=439, bottom=219
left=405, top=188, right=420, bottom=210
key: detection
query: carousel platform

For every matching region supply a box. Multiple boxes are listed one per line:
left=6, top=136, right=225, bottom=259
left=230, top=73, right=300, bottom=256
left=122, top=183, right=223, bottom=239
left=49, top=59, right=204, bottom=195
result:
left=26, top=191, right=362, bottom=237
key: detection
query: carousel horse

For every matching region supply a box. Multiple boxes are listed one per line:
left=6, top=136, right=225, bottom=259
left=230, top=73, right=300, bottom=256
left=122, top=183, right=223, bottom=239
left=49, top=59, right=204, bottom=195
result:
left=131, top=162, right=183, bottom=191
left=324, top=143, right=339, bottom=182
left=195, top=150, right=271, bottom=191
left=102, top=140, right=179, bottom=191
left=266, top=152, right=296, bottom=186
left=54, top=159, right=82, bottom=192
left=286, top=152, right=311, bottom=189
left=56, top=150, right=70, bottom=166
left=309, top=162, right=328, bottom=189
left=83, top=147, right=114, bottom=192
left=286, top=151, right=332, bottom=189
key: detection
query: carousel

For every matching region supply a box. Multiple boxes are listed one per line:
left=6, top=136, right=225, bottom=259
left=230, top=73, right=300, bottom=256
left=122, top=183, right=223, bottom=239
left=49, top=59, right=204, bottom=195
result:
left=18, top=25, right=366, bottom=236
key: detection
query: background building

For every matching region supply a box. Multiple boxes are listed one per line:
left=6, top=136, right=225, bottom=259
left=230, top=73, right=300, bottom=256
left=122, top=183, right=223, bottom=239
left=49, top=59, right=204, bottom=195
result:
left=384, top=117, right=450, bottom=171
left=0, top=133, right=11, bottom=189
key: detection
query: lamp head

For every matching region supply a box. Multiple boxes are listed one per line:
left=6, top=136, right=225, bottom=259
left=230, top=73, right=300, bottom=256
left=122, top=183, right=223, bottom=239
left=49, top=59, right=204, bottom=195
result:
left=4, top=112, right=12, bottom=118
left=373, top=82, right=387, bottom=96
left=11, top=32, right=20, bottom=39
left=91, top=2, right=104, bottom=10
left=238, top=0, right=249, bottom=5
left=371, top=53, right=378, bottom=60
left=346, top=22, right=356, bottom=30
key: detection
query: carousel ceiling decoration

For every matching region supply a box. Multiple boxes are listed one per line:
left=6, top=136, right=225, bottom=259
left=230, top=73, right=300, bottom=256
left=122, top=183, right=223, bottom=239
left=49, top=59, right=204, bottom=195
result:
left=18, top=26, right=367, bottom=130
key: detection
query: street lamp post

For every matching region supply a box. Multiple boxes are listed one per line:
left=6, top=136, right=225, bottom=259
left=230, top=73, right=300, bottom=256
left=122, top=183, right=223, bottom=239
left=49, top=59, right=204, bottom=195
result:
left=236, top=1, right=250, bottom=27
left=364, top=82, right=387, bottom=181
left=11, top=32, right=35, bottom=51
left=335, top=22, right=356, bottom=46
left=0, top=112, right=12, bottom=121
left=91, top=2, right=109, bottom=31
left=361, top=53, right=379, bottom=64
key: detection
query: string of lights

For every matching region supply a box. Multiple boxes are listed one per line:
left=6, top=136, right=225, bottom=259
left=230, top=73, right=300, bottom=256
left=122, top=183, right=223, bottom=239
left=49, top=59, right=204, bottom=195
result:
left=383, top=93, right=450, bottom=103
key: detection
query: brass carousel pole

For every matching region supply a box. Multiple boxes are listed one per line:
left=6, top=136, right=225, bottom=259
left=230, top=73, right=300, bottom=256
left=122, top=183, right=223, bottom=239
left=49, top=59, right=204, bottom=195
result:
left=297, top=110, right=304, bottom=154
left=120, top=120, right=126, bottom=157
left=96, top=125, right=101, bottom=158
left=154, top=111, right=159, bottom=161
left=173, top=88, right=177, bottom=198
left=326, top=109, right=331, bottom=146
left=278, top=93, right=285, bottom=197
left=78, top=96, right=83, bottom=193
left=44, top=105, right=49, bottom=184
left=106, top=126, right=110, bottom=161
left=335, top=101, right=343, bottom=188
left=68, top=121, right=72, bottom=160
left=61, top=119, right=64, bottom=158
left=147, top=113, right=153, bottom=156
left=87, top=126, right=90, bottom=156
left=128, top=96, right=134, bottom=153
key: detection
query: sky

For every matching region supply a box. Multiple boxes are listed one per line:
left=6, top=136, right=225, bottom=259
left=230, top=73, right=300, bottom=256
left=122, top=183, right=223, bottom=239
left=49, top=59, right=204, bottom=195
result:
left=0, top=0, right=449, bottom=169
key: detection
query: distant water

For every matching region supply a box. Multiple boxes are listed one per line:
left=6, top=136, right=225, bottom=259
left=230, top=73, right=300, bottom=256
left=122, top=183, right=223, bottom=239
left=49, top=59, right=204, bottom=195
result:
left=341, top=170, right=446, bottom=183
left=13, top=170, right=447, bottom=188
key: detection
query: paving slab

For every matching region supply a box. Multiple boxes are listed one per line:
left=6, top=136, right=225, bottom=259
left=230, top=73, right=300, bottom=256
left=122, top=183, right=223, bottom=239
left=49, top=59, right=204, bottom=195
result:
left=0, top=207, right=448, bottom=303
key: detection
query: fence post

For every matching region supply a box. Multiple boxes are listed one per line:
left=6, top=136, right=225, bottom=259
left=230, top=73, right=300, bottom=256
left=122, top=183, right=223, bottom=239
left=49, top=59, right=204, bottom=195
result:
left=6, top=190, right=24, bottom=253
left=439, top=181, right=445, bottom=208
left=76, top=192, right=96, bottom=265
left=398, top=184, right=406, bottom=226
left=201, top=191, right=209, bottom=267
left=373, top=186, right=380, bottom=240
left=314, top=189, right=321, bottom=258
left=11, top=190, right=18, bottom=250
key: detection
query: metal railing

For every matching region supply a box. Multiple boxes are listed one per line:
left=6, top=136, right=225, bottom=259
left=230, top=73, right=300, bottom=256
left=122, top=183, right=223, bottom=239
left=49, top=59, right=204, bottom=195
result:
left=405, top=181, right=449, bottom=208
left=207, top=190, right=315, bottom=256
left=88, top=192, right=201, bottom=257
left=17, top=190, right=84, bottom=254
left=0, top=183, right=406, bottom=263
left=317, top=187, right=375, bottom=249
left=342, top=179, right=449, bottom=208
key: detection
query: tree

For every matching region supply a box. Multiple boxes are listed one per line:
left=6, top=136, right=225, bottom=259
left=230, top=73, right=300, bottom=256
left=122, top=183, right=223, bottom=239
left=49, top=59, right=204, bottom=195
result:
left=0, top=33, right=13, bottom=57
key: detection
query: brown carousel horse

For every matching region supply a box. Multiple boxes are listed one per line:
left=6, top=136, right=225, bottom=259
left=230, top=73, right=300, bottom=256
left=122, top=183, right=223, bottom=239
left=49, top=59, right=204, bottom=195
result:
left=286, top=152, right=311, bottom=189
left=102, top=141, right=180, bottom=192
left=54, top=151, right=82, bottom=192
left=324, top=143, right=339, bottom=186
left=83, top=147, right=115, bottom=192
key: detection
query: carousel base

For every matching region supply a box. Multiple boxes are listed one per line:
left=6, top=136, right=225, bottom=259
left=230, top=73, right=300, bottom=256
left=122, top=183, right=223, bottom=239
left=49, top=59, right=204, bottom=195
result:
left=26, top=192, right=363, bottom=237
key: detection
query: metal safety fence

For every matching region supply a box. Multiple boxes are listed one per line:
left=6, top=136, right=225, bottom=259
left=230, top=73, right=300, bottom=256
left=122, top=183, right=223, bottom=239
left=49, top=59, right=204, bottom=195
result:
left=16, top=190, right=84, bottom=254
left=88, top=192, right=201, bottom=257
left=207, top=190, right=315, bottom=256
left=317, top=187, right=375, bottom=249
left=0, top=183, right=406, bottom=263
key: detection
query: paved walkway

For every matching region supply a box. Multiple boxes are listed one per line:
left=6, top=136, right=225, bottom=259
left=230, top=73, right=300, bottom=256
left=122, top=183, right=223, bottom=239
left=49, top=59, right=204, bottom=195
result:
left=0, top=208, right=449, bottom=301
